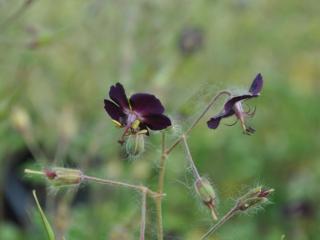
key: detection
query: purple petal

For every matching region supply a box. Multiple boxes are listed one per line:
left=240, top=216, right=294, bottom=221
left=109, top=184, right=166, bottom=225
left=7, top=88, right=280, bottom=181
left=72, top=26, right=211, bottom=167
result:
left=207, top=110, right=235, bottom=129
left=249, top=73, right=263, bottom=95
left=142, top=114, right=171, bottom=130
left=130, top=93, right=165, bottom=116
left=224, top=95, right=253, bottom=112
left=207, top=117, right=222, bottom=129
left=109, top=83, right=129, bottom=109
left=104, top=99, right=126, bottom=123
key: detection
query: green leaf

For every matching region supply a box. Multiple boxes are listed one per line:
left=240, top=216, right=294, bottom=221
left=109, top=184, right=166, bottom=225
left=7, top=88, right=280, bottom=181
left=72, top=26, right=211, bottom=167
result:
left=32, top=190, right=56, bottom=240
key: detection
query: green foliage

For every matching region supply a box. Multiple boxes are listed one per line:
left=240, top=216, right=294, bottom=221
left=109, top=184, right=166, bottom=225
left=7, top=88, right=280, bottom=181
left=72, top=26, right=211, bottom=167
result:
left=0, top=0, right=319, bottom=239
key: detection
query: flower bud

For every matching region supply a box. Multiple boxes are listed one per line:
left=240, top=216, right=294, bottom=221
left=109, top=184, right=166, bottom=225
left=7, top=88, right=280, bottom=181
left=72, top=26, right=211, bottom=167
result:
left=125, top=133, right=145, bottom=157
left=44, top=167, right=83, bottom=187
left=237, top=187, right=274, bottom=211
left=194, top=177, right=218, bottom=221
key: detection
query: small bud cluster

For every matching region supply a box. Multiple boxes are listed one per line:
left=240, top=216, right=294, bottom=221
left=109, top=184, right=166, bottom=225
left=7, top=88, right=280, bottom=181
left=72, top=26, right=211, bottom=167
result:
left=236, top=187, right=274, bottom=211
left=194, top=177, right=218, bottom=221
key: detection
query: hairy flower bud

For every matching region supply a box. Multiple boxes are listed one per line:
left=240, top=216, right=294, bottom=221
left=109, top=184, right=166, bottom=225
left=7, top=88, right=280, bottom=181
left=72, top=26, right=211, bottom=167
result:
left=194, top=177, right=218, bottom=221
left=44, top=168, right=83, bottom=187
left=125, top=133, right=145, bottom=157
left=237, top=187, right=274, bottom=211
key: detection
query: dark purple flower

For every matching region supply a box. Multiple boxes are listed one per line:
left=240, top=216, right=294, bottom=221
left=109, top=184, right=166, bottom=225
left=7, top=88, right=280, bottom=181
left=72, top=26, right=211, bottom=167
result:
left=104, top=83, right=171, bottom=143
left=207, top=73, right=263, bottom=135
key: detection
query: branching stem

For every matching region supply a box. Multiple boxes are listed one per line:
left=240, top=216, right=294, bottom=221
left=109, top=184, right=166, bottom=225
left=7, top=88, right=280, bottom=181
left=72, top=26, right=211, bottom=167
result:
left=155, top=91, right=231, bottom=239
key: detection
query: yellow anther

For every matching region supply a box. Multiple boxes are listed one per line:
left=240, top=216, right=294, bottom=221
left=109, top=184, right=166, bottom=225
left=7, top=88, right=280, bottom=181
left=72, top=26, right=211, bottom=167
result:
left=112, top=120, right=123, bottom=128
left=131, top=119, right=140, bottom=129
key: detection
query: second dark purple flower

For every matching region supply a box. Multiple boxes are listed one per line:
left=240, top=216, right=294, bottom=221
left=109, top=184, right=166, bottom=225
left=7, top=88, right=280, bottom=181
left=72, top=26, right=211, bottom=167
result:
left=207, top=73, right=263, bottom=135
left=104, top=83, right=171, bottom=143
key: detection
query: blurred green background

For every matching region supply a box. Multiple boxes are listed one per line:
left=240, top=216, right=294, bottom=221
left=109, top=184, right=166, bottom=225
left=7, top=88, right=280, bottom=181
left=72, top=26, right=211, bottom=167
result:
left=1, top=0, right=319, bottom=239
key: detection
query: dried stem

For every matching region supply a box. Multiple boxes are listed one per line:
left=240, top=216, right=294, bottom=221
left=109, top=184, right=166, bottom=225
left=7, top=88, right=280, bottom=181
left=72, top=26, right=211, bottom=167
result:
left=156, top=132, right=167, bottom=240
left=140, top=188, right=147, bottom=240
left=165, top=90, right=231, bottom=155
left=200, top=206, right=239, bottom=239
left=181, top=135, right=200, bottom=179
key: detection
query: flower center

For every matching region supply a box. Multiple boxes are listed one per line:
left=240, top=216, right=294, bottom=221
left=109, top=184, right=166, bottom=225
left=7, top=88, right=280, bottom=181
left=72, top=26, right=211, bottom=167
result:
left=127, top=112, right=137, bottom=125
left=233, top=101, right=246, bottom=130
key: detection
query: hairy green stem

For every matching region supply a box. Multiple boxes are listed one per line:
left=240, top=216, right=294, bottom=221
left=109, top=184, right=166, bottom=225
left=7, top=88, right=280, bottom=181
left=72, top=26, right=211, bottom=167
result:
left=201, top=206, right=239, bottom=239
left=181, top=135, right=200, bottom=179
left=83, top=175, right=160, bottom=198
left=140, top=189, right=147, bottom=240
left=156, top=132, right=167, bottom=240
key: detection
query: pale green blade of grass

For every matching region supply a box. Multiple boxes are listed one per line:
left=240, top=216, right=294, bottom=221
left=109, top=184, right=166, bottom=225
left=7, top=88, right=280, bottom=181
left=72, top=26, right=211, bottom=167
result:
left=32, top=190, right=56, bottom=240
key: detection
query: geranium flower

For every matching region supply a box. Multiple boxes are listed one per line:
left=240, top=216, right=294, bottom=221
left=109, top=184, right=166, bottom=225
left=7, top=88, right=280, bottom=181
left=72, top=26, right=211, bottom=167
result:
left=104, top=83, right=171, bottom=143
left=207, top=73, right=263, bottom=135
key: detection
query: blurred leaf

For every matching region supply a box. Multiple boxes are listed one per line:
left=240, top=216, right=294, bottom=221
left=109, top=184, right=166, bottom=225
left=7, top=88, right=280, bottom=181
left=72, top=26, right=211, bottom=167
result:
left=32, top=190, right=56, bottom=240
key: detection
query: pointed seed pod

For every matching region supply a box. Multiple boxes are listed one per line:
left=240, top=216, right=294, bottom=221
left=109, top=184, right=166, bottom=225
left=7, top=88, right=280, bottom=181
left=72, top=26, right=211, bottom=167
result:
left=237, top=187, right=274, bottom=211
left=44, top=167, right=83, bottom=187
left=194, top=177, right=218, bottom=221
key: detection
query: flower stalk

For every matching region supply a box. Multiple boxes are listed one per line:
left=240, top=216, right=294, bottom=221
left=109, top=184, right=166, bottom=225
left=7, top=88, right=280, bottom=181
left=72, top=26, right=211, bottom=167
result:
left=165, top=90, right=231, bottom=155
left=140, top=188, right=147, bottom=240
left=181, top=135, right=200, bottom=179
left=156, top=132, right=167, bottom=240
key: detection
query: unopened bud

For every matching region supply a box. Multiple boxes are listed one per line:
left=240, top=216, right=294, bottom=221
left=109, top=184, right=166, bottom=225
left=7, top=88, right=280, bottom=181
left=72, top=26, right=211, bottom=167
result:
left=125, top=133, right=145, bottom=157
left=10, top=107, right=30, bottom=133
left=237, top=187, right=274, bottom=211
left=194, top=177, right=218, bottom=221
left=44, top=167, right=83, bottom=187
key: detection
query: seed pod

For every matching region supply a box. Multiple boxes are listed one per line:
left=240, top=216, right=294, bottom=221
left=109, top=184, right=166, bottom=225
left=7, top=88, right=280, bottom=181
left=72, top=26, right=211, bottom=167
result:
left=44, top=168, right=83, bottom=187
left=194, top=177, right=218, bottom=221
left=238, top=186, right=262, bottom=203
left=125, top=133, right=145, bottom=157
left=237, top=187, right=274, bottom=211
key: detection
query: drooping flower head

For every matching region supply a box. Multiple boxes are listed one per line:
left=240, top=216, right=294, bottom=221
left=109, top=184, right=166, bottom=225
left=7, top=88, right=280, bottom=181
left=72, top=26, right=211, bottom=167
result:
left=104, top=83, right=171, bottom=143
left=207, top=73, right=263, bottom=135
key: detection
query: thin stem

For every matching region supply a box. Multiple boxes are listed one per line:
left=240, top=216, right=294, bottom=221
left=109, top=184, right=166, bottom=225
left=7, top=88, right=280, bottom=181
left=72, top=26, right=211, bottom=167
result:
left=181, top=135, right=200, bottom=179
left=201, top=206, right=239, bottom=240
left=156, top=132, right=167, bottom=240
left=23, top=131, right=48, bottom=164
left=25, top=169, right=45, bottom=176
left=83, top=175, right=161, bottom=199
left=0, top=0, right=34, bottom=30
left=165, top=91, right=231, bottom=155
left=140, top=189, right=147, bottom=240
